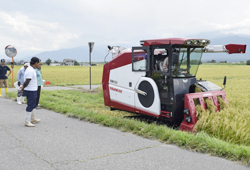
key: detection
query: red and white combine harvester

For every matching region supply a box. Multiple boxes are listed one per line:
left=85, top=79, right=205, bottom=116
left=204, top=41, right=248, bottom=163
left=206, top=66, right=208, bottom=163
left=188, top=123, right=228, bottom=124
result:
left=102, top=38, right=246, bottom=131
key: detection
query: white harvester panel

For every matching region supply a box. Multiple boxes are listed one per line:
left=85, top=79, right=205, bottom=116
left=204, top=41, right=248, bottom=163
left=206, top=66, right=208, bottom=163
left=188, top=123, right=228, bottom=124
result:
left=109, top=84, right=134, bottom=107
left=109, top=63, right=145, bottom=106
left=134, top=77, right=161, bottom=116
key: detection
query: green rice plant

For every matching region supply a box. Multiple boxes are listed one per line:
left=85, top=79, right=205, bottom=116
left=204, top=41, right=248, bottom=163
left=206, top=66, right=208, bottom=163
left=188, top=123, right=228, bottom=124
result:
left=218, top=96, right=228, bottom=110
left=193, top=70, right=250, bottom=146
left=194, top=102, right=250, bottom=146
left=204, top=98, right=216, bottom=113
left=195, top=86, right=202, bottom=93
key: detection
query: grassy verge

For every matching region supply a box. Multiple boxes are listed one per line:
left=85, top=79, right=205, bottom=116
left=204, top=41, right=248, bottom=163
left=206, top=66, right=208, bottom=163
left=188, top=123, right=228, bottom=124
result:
left=5, top=89, right=250, bottom=166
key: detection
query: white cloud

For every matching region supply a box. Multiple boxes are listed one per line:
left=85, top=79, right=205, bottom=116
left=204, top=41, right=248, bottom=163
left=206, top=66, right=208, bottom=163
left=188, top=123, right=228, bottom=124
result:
left=0, top=11, right=79, bottom=58
left=1, top=0, right=250, bottom=59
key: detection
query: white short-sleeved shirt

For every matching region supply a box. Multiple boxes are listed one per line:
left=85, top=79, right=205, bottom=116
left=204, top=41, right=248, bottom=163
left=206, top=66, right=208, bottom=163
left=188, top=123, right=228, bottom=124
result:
left=23, top=66, right=37, bottom=91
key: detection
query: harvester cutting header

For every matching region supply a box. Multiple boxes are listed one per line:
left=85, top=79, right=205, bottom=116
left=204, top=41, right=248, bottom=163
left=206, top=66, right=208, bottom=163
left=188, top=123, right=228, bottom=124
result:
left=102, top=38, right=246, bottom=131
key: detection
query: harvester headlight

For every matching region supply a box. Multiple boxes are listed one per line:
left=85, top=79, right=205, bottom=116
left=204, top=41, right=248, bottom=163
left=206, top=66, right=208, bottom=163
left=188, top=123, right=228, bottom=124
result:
left=193, top=40, right=199, bottom=45
left=185, top=116, right=192, bottom=123
left=202, top=40, right=210, bottom=45
left=183, top=109, right=190, bottom=115
left=186, top=40, right=192, bottom=45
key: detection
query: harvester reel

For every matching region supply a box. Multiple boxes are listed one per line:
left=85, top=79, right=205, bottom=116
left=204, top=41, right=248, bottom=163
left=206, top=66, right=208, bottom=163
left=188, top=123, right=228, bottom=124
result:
left=138, top=81, right=154, bottom=108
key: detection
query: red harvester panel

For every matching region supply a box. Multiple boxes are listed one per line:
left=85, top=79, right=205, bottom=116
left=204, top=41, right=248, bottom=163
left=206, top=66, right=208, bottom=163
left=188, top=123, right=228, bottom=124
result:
left=225, top=44, right=246, bottom=54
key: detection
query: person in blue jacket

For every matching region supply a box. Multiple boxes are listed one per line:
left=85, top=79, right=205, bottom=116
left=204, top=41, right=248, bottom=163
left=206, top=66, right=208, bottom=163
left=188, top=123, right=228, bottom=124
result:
left=16, top=62, right=29, bottom=104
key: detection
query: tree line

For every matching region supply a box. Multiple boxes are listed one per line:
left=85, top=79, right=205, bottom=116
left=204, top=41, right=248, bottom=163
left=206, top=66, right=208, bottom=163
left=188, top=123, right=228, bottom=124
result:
left=45, top=58, right=80, bottom=66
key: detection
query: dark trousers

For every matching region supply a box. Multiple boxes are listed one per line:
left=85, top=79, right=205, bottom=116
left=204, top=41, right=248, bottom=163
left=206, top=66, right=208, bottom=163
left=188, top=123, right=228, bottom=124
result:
left=24, top=90, right=37, bottom=112
left=36, top=86, right=41, bottom=107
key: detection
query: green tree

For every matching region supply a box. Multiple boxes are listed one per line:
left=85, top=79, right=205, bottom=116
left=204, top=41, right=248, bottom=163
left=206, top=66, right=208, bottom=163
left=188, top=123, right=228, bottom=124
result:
left=45, top=58, right=52, bottom=66
left=74, top=60, right=80, bottom=66
left=54, top=60, right=59, bottom=63
left=246, top=59, right=250, bottom=65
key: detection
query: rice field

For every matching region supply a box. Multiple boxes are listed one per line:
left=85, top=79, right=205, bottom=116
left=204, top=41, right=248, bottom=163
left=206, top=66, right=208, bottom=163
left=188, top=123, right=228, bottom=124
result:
left=7, top=65, right=103, bottom=86
left=195, top=64, right=250, bottom=146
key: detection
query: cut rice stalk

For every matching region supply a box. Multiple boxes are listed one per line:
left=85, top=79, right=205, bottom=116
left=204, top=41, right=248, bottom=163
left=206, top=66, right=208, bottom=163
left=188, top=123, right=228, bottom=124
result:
left=205, top=98, right=216, bottom=113
left=218, top=96, right=228, bottom=110
left=195, top=104, right=206, bottom=118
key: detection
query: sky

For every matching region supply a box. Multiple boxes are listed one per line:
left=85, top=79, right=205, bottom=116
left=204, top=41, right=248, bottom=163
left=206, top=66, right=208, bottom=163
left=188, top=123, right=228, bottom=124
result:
left=1, top=0, right=250, bottom=60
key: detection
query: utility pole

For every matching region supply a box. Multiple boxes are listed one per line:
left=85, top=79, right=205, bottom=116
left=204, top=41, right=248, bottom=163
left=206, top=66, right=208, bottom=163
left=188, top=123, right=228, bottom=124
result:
left=88, top=42, right=94, bottom=90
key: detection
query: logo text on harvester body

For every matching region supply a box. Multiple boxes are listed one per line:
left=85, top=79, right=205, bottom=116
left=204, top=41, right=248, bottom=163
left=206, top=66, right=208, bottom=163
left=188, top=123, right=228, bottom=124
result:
left=110, top=87, right=122, bottom=93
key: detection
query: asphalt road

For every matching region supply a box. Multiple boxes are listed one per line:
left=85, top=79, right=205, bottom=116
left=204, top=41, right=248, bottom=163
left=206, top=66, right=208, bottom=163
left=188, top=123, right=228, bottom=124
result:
left=0, top=89, right=249, bottom=169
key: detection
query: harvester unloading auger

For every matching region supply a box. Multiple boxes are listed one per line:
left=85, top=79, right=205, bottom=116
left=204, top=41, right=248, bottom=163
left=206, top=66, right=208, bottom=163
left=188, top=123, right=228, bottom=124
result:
left=102, top=38, right=246, bottom=131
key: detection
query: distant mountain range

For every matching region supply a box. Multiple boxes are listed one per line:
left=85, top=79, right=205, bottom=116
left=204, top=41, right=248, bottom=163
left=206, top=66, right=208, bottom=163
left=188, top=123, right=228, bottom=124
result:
left=35, top=45, right=109, bottom=63
left=16, top=32, right=250, bottom=63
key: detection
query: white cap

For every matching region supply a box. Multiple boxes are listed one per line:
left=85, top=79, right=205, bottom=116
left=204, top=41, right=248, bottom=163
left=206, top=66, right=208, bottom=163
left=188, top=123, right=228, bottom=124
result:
left=24, top=62, right=29, bottom=67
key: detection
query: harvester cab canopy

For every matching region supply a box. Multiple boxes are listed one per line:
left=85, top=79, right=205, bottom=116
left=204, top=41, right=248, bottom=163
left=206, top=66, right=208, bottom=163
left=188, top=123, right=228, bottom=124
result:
left=131, top=38, right=246, bottom=78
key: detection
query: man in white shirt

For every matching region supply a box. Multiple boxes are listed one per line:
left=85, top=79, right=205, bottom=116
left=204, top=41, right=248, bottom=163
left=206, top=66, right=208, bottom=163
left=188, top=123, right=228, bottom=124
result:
left=19, top=57, right=41, bottom=127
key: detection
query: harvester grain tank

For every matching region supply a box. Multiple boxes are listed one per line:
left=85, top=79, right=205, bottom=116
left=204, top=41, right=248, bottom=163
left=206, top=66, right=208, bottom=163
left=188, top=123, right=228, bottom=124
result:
left=102, top=38, right=246, bottom=131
